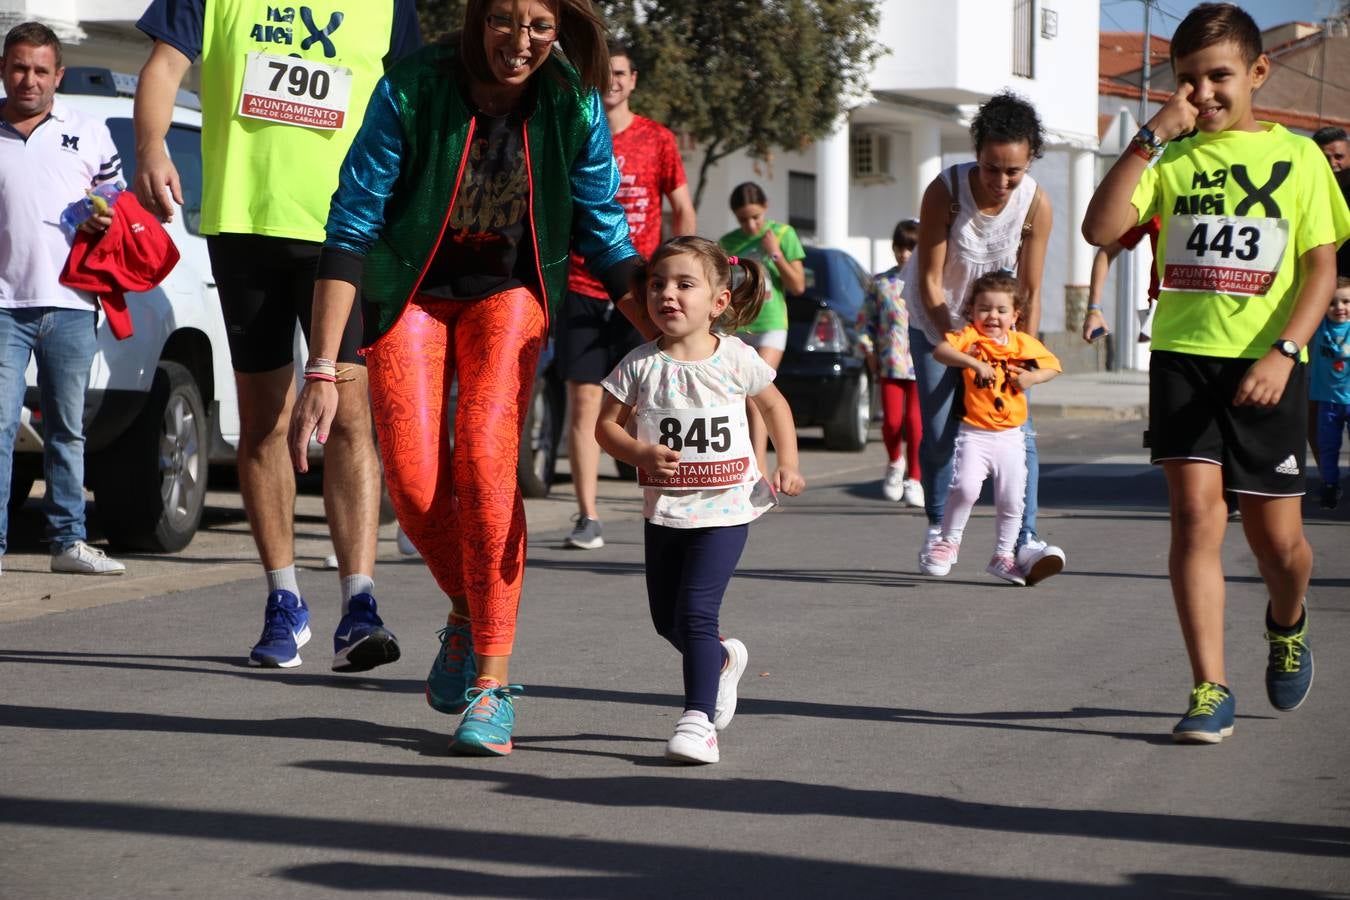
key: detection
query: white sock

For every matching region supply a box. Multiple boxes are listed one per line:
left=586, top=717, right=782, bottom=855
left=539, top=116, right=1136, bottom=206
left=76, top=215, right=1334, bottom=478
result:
left=265, top=565, right=299, bottom=597
left=341, top=574, right=375, bottom=612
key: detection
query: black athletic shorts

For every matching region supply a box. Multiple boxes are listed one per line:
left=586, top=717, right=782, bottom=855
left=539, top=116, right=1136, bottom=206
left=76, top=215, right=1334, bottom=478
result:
left=1149, top=349, right=1308, bottom=496
left=206, top=233, right=364, bottom=373
left=554, top=290, right=643, bottom=384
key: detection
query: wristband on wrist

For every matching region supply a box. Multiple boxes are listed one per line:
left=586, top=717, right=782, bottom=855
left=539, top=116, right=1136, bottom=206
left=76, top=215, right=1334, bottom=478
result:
left=1132, top=125, right=1166, bottom=161
left=303, top=371, right=338, bottom=383
left=1086, top=304, right=1103, bottom=312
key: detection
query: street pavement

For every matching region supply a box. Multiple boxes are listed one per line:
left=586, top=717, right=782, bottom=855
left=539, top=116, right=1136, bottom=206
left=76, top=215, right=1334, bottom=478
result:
left=2, top=377, right=1349, bottom=898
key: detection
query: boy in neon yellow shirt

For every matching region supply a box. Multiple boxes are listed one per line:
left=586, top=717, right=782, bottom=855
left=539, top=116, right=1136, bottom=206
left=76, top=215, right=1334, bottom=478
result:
left=1083, top=2, right=1350, bottom=743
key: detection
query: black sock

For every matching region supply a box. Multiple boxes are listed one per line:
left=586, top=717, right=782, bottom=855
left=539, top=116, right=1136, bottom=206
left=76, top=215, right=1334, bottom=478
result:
left=1266, top=605, right=1305, bottom=635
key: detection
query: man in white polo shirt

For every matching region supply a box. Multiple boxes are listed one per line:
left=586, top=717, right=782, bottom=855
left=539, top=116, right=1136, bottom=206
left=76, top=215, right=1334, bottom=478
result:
left=0, top=22, right=126, bottom=575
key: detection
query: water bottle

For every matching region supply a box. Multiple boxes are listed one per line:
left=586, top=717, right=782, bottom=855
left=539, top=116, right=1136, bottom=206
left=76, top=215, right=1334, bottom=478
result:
left=60, top=181, right=124, bottom=238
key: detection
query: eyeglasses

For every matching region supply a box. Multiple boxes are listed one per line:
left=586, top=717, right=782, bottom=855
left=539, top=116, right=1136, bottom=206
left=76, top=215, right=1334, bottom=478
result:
left=486, top=13, right=558, bottom=44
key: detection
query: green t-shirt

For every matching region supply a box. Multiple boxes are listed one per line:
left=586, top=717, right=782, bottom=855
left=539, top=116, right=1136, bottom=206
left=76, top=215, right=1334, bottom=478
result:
left=198, top=1, right=398, bottom=241
left=718, top=220, right=805, bottom=333
left=1132, top=123, right=1350, bottom=359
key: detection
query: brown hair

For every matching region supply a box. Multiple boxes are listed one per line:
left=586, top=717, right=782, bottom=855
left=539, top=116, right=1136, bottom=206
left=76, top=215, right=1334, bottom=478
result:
left=1336, top=276, right=1350, bottom=290
left=728, top=182, right=769, bottom=211
left=635, top=236, right=768, bottom=334
left=459, top=0, right=611, bottom=93
left=3, top=21, right=62, bottom=67
left=892, top=218, right=919, bottom=252
left=1170, top=3, right=1263, bottom=67
left=960, top=270, right=1027, bottom=323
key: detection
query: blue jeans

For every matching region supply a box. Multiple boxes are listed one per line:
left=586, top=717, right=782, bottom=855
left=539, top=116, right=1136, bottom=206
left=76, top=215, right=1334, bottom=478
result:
left=1317, top=400, right=1350, bottom=487
left=0, top=307, right=97, bottom=554
left=911, top=326, right=1041, bottom=547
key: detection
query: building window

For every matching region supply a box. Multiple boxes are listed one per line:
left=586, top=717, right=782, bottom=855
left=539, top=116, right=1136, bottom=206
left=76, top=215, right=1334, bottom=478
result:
left=788, top=171, right=816, bottom=237
left=1013, top=0, right=1035, bottom=78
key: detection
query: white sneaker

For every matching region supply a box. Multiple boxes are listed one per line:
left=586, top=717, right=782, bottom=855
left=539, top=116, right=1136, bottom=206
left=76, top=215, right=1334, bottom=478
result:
left=713, top=638, right=748, bottom=730
left=50, top=540, right=125, bottom=575
left=396, top=526, right=420, bottom=557
left=881, top=465, right=905, bottom=501
left=918, top=526, right=941, bottom=570
left=901, top=479, right=924, bottom=508
left=665, top=711, right=719, bottom=764
left=920, top=537, right=960, bottom=577
left=1015, top=538, right=1065, bottom=586
left=986, top=553, right=1026, bottom=586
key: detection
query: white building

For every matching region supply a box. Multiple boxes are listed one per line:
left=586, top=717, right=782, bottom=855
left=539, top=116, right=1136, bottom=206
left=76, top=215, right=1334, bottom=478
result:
left=0, top=1, right=166, bottom=81
left=699, top=0, right=1102, bottom=338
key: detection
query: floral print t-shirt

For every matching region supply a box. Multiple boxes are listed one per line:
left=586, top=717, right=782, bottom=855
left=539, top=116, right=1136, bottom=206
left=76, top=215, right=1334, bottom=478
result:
left=857, top=265, right=916, bottom=380
left=603, top=335, right=778, bottom=527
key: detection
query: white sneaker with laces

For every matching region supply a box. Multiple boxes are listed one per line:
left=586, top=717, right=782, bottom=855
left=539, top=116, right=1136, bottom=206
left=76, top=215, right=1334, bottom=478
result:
left=920, top=537, right=960, bottom=577
left=918, top=526, right=941, bottom=570
left=396, top=526, right=421, bottom=557
left=713, top=638, right=748, bottom=730
left=986, top=553, right=1026, bottom=586
left=50, top=540, right=125, bottom=575
left=565, top=515, right=604, bottom=550
left=901, top=479, right=924, bottom=508
left=665, top=711, right=719, bottom=764
left=1015, top=538, right=1065, bottom=586
left=881, top=465, right=905, bottom=502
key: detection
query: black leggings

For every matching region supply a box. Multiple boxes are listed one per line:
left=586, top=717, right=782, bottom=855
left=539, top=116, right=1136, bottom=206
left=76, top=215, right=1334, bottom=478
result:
left=644, top=521, right=749, bottom=718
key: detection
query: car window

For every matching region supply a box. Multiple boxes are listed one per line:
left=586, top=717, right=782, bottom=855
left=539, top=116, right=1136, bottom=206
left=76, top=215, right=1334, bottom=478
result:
left=106, top=117, right=204, bottom=235
left=802, top=254, right=822, bottom=293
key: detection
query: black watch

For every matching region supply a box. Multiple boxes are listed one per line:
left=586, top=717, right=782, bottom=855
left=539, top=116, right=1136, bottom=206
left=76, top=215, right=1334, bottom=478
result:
left=1272, top=338, right=1300, bottom=359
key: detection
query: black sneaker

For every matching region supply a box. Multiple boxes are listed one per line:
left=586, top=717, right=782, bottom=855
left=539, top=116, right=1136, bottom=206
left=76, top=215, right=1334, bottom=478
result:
left=1320, top=484, right=1342, bottom=510
left=1265, top=609, right=1313, bottom=711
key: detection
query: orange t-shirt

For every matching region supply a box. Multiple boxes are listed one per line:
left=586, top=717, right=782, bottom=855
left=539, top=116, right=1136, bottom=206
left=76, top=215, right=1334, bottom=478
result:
left=944, top=325, right=1061, bottom=430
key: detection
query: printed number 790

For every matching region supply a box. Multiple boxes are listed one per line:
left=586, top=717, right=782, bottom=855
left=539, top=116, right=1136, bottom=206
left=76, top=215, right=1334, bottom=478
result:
left=266, top=60, right=332, bottom=100
left=658, top=416, right=732, bottom=453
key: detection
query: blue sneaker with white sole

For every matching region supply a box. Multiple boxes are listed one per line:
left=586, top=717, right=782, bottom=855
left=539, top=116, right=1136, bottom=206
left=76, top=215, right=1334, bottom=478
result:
left=427, top=621, right=477, bottom=714
left=249, top=590, right=311, bottom=668
left=1172, top=682, right=1235, bottom=744
left=450, top=681, right=521, bottom=756
left=332, top=593, right=401, bottom=673
left=1265, top=609, right=1313, bottom=711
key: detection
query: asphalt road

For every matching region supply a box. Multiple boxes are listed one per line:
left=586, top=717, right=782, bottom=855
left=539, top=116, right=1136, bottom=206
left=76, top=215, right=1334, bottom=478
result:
left=2, top=417, right=1348, bottom=899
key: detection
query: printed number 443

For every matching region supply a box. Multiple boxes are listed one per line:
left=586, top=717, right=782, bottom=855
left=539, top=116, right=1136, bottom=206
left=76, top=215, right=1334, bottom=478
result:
left=1185, top=222, right=1260, bottom=261
left=658, top=416, right=731, bottom=453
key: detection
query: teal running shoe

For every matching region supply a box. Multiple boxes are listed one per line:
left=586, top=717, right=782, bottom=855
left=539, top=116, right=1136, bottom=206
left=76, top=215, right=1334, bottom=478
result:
left=1265, top=609, right=1314, bottom=711
left=1172, top=682, right=1235, bottom=744
left=427, top=621, right=477, bottom=715
left=449, top=681, right=522, bottom=757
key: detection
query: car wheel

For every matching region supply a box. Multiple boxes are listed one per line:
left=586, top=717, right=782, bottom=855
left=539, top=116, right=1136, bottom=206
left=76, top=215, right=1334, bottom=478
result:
left=822, top=370, right=870, bottom=452
left=518, top=371, right=562, bottom=498
left=91, top=361, right=209, bottom=552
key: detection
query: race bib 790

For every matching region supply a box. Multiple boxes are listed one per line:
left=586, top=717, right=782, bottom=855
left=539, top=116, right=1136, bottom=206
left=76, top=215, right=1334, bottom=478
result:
left=1162, top=214, right=1289, bottom=296
left=238, top=52, right=354, bottom=130
left=635, top=404, right=753, bottom=488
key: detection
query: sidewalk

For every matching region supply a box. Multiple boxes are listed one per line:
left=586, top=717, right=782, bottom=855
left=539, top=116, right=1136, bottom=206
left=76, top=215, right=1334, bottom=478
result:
left=1030, top=369, right=1149, bottom=421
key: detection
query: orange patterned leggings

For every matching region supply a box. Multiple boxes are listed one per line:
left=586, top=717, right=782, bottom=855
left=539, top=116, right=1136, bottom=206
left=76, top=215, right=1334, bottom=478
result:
left=366, top=287, right=546, bottom=656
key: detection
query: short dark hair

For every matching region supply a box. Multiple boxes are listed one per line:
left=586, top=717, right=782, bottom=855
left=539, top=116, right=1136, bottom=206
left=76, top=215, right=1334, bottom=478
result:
left=1171, top=3, right=1263, bottom=67
left=458, top=0, right=612, bottom=94
left=728, top=182, right=768, bottom=211
left=961, top=270, right=1027, bottom=321
left=3, top=21, right=62, bottom=67
left=892, top=218, right=919, bottom=252
left=1313, top=126, right=1349, bottom=147
left=970, top=91, right=1044, bottom=159
left=607, top=39, right=632, bottom=68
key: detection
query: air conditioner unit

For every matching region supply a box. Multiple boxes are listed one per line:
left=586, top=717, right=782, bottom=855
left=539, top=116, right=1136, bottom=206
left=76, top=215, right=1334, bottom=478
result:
left=851, top=131, right=893, bottom=182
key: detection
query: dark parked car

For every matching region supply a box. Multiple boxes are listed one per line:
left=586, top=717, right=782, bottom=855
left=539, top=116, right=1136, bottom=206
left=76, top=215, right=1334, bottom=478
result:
left=775, top=246, right=874, bottom=451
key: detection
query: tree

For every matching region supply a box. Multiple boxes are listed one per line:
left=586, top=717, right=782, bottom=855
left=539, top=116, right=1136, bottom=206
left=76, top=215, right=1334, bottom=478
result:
left=419, top=1, right=883, bottom=211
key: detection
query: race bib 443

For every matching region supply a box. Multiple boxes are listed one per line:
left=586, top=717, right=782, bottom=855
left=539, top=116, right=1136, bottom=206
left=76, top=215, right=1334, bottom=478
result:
left=1162, top=214, right=1289, bottom=296
left=636, top=404, right=754, bottom=488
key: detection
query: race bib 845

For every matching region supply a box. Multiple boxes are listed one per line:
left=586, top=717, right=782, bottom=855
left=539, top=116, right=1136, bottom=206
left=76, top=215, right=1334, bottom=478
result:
left=635, top=404, right=754, bottom=488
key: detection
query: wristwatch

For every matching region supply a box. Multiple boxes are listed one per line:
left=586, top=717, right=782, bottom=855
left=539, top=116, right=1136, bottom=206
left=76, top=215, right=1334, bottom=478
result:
left=1272, top=338, right=1300, bottom=359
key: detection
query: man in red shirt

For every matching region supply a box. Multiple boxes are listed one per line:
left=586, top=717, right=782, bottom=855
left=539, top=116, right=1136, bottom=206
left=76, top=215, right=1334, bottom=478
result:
left=560, top=41, right=696, bottom=550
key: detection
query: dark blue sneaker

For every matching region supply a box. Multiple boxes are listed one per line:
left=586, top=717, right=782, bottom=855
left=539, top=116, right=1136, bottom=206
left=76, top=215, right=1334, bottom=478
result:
left=427, top=621, right=477, bottom=715
left=1265, top=610, right=1314, bottom=711
left=1172, top=682, right=1235, bottom=744
left=249, top=590, right=311, bottom=668
left=449, top=681, right=521, bottom=757
left=332, top=593, right=401, bottom=673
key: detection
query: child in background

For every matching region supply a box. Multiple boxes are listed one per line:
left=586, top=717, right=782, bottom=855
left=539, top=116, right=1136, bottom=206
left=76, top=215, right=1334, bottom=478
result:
left=859, top=219, right=924, bottom=505
left=1312, top=278, right=1350, bottom=509
left=919, top=271, right=1060, bottom=585
left=1081, top=3, right=1350, bottom=743
left=597, top=236, right=806, bottom=765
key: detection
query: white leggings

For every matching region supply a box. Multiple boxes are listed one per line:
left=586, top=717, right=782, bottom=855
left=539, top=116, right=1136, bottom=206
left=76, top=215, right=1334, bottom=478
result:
left=939, top=424, right=1027, bottom=556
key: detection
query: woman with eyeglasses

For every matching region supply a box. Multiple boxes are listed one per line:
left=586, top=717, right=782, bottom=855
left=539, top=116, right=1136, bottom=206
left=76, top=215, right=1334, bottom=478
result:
left=901, top=91, right=1066, bottom=587
left=288, top=0, right=640, bottom=757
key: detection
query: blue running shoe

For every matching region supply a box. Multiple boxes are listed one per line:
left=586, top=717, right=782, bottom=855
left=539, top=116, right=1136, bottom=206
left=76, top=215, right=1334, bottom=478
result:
left=449, top=681, right=522, bottom=757
left=249, top=590, right=311, bottom=668
left=332, top=593, right=401, bottom=673
left=1265, top=610, right=1314, bottom=711
left=1172, top=682, right=1235, bottom=744
left=427, top=620, right=477, bottom=715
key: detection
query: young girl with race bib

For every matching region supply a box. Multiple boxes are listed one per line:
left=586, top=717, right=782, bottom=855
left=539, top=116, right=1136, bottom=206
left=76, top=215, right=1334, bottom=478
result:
left=920, top=271, right=1061, bottom=585
left=596, top=236, right=806, bottom=764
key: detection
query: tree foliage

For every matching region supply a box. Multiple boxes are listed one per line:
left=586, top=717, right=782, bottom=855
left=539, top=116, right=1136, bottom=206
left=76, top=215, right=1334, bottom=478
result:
left=419, top=0, right=883, bottom=210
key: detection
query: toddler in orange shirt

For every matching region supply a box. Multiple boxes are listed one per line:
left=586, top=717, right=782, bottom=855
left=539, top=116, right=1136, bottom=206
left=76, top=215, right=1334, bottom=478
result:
left=919, top=271, right=1061, bottom=584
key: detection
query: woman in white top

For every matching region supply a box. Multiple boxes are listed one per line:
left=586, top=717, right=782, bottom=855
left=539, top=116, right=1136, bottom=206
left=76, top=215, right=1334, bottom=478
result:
left=900, top=91, right=1065, bottom=585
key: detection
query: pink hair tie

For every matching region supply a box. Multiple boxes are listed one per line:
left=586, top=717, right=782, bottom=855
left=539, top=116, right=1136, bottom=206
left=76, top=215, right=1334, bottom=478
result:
left=727, top=255, right=739, bottom=265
